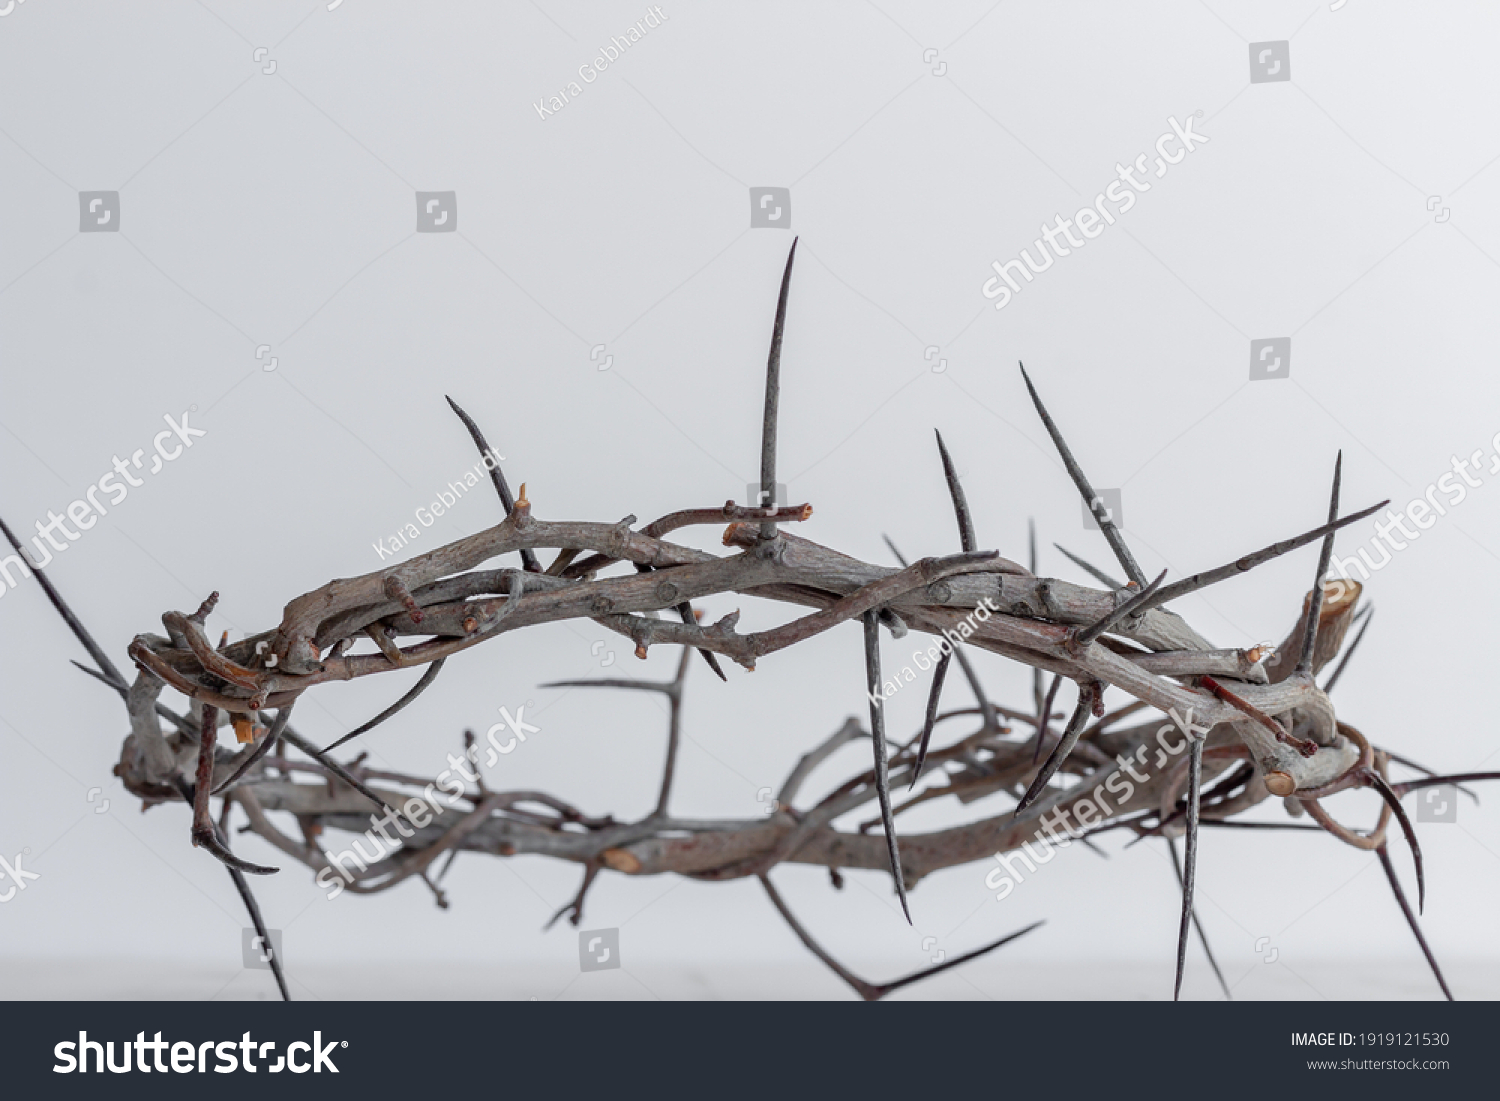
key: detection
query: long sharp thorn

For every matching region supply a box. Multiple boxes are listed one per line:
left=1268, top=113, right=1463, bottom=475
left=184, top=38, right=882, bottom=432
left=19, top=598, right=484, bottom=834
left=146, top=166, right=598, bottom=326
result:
left=1019, top=362, right=1146, bottom=586
left=1168, top=834, right=1230, bottom=1000
left=444, top=395, right=541, bottom=573
left=863, top=609, right=910, bottom=923
left=876, top=920, right=1045, bottom=998
left=321, top=658, right=447, bottom=753
left=1367, top=769, right=1424, bottom=913
left=1, top=513, right=127, bottom=687
left=280, top=729, right=405, bottom=822
left=212, top=705, right=296, bottom=795
left=759, top=238, right=798, bottom=541
left=1073, top=568, right=1168, bottom=649
left=911, top=649, right=951, bottom=788
left=934, top=429, right=975, bottom=552
left=1173, top=737, right=1204, bottom=1001
left=1018, top=683, right=1093, bottom=813
left=1030, top=521, right=1043, bottom=717
left=1031, top=672, right=1062, bottom=764
left=1296, top=452, right=1342, bottom=676
left=678, top=602, right=727, bottom=681
left=1376, top=843, right=1453, bottom=1000
left=1322, top=605, right=1372, bottom=694
left=218, top=824, right=291, bottom=1001
left=1391, top=772, right=1500, bottom=800
left=1053, top=543, right=1124, bottom=589
left=1133, top=497, right=1388, bottom=615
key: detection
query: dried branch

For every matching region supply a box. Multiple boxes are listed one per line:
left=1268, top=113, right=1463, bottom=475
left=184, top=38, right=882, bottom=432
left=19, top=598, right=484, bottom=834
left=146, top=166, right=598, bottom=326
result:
left=18, top=248, right=1489, bottom=1004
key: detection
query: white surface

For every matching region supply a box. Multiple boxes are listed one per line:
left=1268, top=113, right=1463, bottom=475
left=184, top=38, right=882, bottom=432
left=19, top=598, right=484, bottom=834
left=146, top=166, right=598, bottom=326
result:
left=1, top=1, right=1499, bottom=999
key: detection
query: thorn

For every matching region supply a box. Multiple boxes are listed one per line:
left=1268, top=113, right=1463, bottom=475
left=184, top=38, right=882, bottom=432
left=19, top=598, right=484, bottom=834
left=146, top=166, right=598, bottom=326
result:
left=1322, top=606, right=1373, bottom=694
left=1296, top=452, right=1341, bottom=676
left=758, top=238, right=798, bottom=541
left=863, top=609, right=910, bottom=923
left=934, top=429, right=975, bottom=553
left=1376, top=843, right=1452, bottom=1000
left=1173, top=737, right=1204, bottom=1001
left=1366, top=769, right=1424, bottom=914
left=1017, top=682, right=1095, bottom=813
left=1071, top=568, right=1167, bottom=650
left=910, top=649, right=951, bottom=788
left=1019, top=361, right=1146, bottom=587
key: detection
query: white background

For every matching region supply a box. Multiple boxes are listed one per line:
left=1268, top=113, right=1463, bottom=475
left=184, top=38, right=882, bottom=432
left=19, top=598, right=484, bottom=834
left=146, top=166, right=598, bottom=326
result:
left=1, top=0, right=1498, bottom=1001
